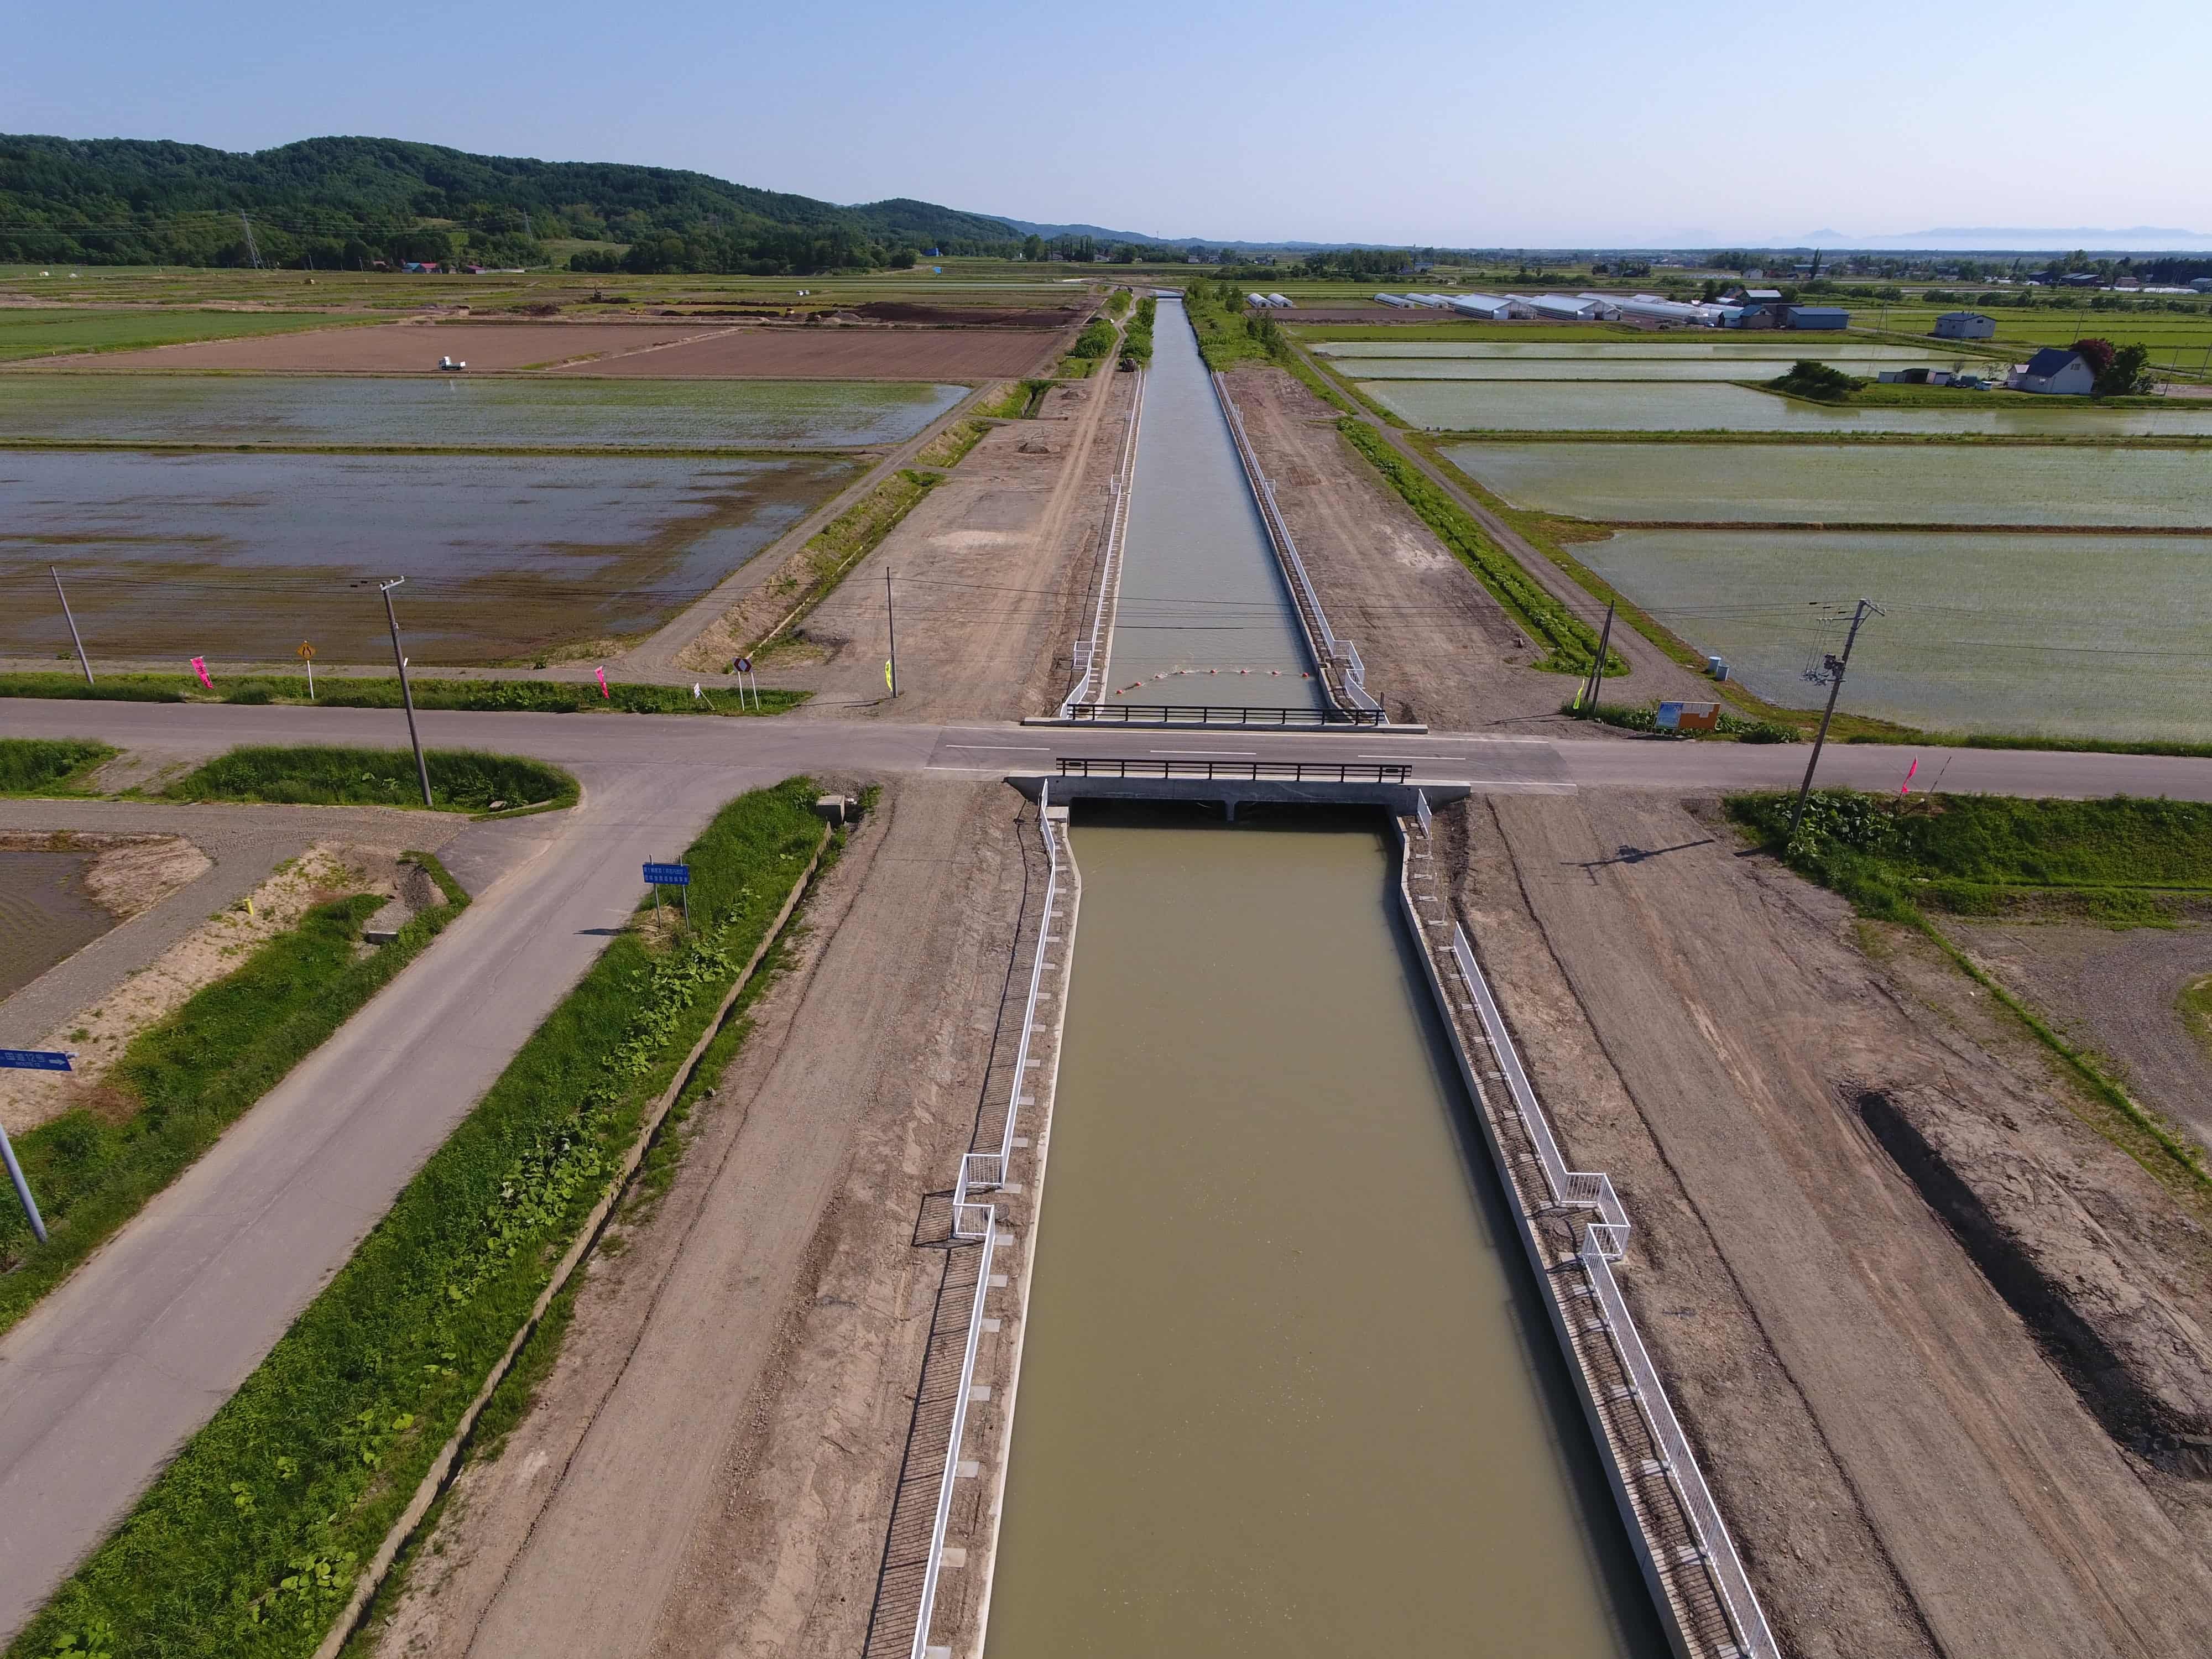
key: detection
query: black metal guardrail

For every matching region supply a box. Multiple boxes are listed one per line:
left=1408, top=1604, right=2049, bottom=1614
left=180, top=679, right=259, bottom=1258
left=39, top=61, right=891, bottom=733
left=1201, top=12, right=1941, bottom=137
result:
left=1057, top=758, right=1411, bottom=784
left=1062, top=703, right=1386, bottom=728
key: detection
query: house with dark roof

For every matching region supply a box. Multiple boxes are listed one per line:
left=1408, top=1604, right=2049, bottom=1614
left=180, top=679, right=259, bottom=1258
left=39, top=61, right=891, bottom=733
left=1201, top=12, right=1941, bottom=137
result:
left=1933, top=311, right=1996, bottom=340
left=2010, top=347, right=2094, bottom=395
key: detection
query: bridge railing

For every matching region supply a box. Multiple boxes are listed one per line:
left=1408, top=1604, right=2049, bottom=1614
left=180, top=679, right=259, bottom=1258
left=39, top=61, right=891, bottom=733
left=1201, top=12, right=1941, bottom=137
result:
left=1057, top=757, right=1409, bottom=784
left=1061, top=702, right=1385, bottom=728
left=1060, top=370, right=1145, bottom=717
left=907, top=1211, right=999, bottom=1659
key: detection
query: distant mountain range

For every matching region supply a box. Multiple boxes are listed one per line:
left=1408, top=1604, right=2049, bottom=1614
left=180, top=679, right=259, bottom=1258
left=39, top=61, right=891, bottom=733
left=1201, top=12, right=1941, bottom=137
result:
left=981, top=214, right=1378, bottom=252
left=1783, top=226, right=2212, bottom=252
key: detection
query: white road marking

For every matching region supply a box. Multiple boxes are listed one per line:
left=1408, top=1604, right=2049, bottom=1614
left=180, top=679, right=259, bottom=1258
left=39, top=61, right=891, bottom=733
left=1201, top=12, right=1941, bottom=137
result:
left=945, top=744, right=1051, bottom=751
left=1149, top=749, right=1258, bottom=757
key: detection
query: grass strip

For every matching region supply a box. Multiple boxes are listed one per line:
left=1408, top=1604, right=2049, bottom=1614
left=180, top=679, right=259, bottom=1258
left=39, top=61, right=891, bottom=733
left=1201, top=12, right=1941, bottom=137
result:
left=0, top=855, right=471, bottom=1335
left=1335, top=419, right=1621, bottom=676
left=10, top=780, right=830, bottom=1659
left=750, top=468, right=943, bottom=653
left=911, top=417, right=988, bottom=471
left=0, top=737, right=114, bottom=795
left=0, top=671, right=808, bottom=718
left=165, top=746, right=578, bottom=814
left=975, top=379, right=1051, bottom=420
left=1727, top=789, right=2212, bottom=1194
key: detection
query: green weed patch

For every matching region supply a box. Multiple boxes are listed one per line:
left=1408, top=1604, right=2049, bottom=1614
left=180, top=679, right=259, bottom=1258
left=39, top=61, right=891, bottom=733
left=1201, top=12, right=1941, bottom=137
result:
left=0, top=737, right=113, bottom=795
left=11, top=780, right=830, bottom=1659
left=1336, top=420, right=1621, bottom=676
left=0, top=857, right=469, bottom=1334
left=166, top=747, right=577, bottom=813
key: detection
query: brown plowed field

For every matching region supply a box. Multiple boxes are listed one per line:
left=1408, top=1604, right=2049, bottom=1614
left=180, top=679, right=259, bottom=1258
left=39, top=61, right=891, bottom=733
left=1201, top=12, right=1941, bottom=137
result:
left=571, top=326, right=1061, bottom=380
left=23, top=321, right=716, bottom=374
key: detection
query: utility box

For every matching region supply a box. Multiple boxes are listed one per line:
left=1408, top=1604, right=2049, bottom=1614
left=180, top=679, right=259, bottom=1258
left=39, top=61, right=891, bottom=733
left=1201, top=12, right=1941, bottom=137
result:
left=813, top=794, right=858, bottom=825
left=1707, top=656, right=1730, bottom=682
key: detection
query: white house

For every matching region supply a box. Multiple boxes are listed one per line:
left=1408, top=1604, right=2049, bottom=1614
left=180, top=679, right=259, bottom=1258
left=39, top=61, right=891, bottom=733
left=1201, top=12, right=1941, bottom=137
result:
left=2009, top=347, right=2095, bottom=395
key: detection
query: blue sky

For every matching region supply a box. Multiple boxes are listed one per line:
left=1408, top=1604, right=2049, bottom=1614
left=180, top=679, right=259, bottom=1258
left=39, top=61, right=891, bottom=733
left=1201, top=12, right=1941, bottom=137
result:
left=7, top=0, right=2207, bottom=246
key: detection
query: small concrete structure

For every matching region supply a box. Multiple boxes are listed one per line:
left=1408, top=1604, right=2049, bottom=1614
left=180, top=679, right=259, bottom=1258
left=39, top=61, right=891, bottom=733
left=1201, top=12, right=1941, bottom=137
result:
left=1933, top=310, right=1996, bottom=340
left=813, top=793, right=860, bottom=824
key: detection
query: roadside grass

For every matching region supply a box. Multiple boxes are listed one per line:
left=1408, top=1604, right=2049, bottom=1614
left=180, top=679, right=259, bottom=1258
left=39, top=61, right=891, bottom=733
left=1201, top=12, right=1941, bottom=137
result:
left=750, top=467, right=943, bottom=653
left=0, top=737, right=114, bottom=795
left=10, top=780, right=832, bottom=1659
left=1729, top=788, right=2212, bottom=1193
left=165, top=747, right=577, bottom=813
left=1335, top=419, right=1621, bottom=676
left=977, top=379, right=1052, bottom=419
left=911, top=417, right=988, bottom=471
left=1567, top=700, right=1797, bottom=743
left=0, top=855, right=469, bottom=1335
left=0, top=671, right=809, bottom=717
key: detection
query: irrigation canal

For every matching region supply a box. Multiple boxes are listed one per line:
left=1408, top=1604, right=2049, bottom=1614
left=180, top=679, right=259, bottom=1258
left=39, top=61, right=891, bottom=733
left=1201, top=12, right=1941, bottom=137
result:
left=973, top=302, right=1666, bottom=1653
left=1100, top=295, right=1321, bottom=710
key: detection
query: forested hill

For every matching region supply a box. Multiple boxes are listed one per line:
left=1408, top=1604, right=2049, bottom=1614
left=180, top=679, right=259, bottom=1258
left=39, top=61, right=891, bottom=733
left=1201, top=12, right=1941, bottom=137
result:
left=0, top=134, right=1026, bottom=272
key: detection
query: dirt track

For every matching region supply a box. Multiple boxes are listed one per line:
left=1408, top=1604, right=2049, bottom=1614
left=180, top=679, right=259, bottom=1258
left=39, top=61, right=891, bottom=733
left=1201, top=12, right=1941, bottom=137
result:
left=571, top=327, right=1063, bottom=381
left=28, top=321, right=714, bottom=374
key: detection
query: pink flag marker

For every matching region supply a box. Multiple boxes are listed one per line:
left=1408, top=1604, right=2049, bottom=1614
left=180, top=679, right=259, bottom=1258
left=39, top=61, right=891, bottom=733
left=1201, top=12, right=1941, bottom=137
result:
left=1899, top=756, right=1918, bottom=796
left=594, top=666, right=609, bottom=700
left=190, top=656, right=212, bottom=691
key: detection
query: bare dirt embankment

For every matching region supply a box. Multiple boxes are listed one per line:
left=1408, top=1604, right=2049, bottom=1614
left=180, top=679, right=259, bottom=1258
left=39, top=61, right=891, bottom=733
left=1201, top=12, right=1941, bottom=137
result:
left=1219, top=364, right=1705, bottom=728
left=1441, top=787, right=2212, bottom=1659
left=362, top=778, right=1033, bottom=1659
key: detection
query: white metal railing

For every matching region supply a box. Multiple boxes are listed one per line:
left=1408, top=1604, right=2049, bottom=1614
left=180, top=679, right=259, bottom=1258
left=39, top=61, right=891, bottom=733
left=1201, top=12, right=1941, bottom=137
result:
left=1581, top=1235, right=1780, bottom=1658
left=1060, top=371, right=1146, bottom=717
left=1212, top=372, right=1381, bottom=718
left=1451, top=923, right=1630, bottom=1240
left=908, top=1212, right=999, bottom=1659
left=1415, top=787, right=1433, bottom=839
left=911, top=784, right=1071, bottom=1658
left=1428, top=889, right=1773, bottom=1658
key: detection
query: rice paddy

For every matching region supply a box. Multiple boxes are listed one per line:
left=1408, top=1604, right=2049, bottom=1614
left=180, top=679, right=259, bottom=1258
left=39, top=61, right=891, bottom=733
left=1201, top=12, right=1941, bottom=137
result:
left=1361, top=378, right=2212, bottom=434
left=0, top=374, right=967, bottom=450
left=2, top=448, right=860, bottom=662
left=1440, top=441, right=2212, bottom=526
left=1575, top=528, right=2212, bottom=739
left=0, top=308, right=358, bottom=362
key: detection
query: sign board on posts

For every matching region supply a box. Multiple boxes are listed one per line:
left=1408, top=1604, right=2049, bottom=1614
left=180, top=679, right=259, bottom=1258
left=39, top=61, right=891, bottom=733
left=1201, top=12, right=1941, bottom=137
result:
left=0, top=1050, right=72, bottom=1072
left=642, top=863, right=691, bottom=886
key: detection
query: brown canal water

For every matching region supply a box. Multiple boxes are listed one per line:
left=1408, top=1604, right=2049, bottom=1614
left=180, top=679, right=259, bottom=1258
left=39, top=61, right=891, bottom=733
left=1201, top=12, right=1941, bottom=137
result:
left=984, top=807, right=1663, bottom=1657
left=0, top=851, right=113, bottom=1001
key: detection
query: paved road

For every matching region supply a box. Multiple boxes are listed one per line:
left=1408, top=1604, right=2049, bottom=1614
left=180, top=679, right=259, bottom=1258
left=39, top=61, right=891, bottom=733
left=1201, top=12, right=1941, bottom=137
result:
left=2, top=696, right=2209, bottom=1635
left=5, top=696, right=2211, bottom=804
left=0, top=737, right=789, bottom=1639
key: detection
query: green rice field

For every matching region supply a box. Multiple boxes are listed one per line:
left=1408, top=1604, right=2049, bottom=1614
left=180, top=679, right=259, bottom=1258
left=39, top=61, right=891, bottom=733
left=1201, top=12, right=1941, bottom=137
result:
left=1576, top=528, right=2212, bottom=740
left=0, top=374, right=967, bottom=449
left=1379, top=380, right=2212, bottom=434
left=0, top=308, right=356, bottom=361
left=1861, top=309, right=2212, bottom=355
left=1443, top=441, right=2212, bottom=525
left=1312, top=341, right=1947, bottom=361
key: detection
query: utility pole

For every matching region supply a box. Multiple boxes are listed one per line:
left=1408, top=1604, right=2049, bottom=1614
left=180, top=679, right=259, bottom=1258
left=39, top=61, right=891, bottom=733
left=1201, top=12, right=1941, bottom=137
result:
left=885, top=566, right=899, bottom=698
left=239, top=211, right=263, bottom=270
left=1787, top=598, right=1882, bottom=843
left=380, top=578, right=435, bottom=808
left=50, top=566, right=93, bottom=686
left=1579, top=599, right=1616, bottom=715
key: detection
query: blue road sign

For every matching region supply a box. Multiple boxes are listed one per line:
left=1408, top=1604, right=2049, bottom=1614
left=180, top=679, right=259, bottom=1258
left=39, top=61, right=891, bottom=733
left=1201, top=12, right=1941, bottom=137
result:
left=0, top=1049, right=71, bottom=1072
left=643, top=863, right=691, bottom=886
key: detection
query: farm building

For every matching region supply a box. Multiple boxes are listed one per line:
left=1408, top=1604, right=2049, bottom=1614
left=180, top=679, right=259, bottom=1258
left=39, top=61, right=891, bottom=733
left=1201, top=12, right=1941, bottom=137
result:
left=1516, top=294, right=1615, bottom=321
left=1373, top=293, right=1418, bottom=307
left=2009, top=347, right=2095, bottom=395
left=1587, top=293, right=1725, bottom=327
left=1788, top=306, right=1848, bottom=330
left=1448, top=293, right=1531, bottom=320
left=1934, top=311, right=1997, bottom=340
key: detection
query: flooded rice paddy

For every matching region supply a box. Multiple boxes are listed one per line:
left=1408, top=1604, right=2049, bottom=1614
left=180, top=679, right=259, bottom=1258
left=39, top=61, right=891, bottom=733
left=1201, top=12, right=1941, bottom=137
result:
left=1327, top=357, right=1948, bottom=382
left=1574, top=529, right=2212, bottom=739
left=1314, top=341, right=1944, bottom=361
left=2, top=449, right=859, bottom=662
left=1105, top=297, right=1318, bottom=706
left=1370, top=379, right=2212, bottom=434
left=0, top=851, right=113, bottom=1001
left=1444, top=441, right=2212, bottom=526
left=984, top=810, right=1662, bottom=1657
left=0, top=375, right=967, bottom=450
